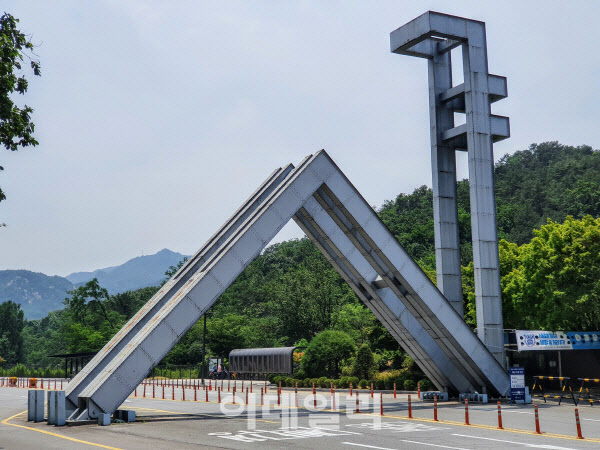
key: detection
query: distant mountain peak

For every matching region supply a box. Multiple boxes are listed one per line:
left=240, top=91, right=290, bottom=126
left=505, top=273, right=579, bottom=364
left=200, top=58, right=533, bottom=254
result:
left=1, top=249, right=189, bottom=319
left=66, top=249, right=189, bottom=294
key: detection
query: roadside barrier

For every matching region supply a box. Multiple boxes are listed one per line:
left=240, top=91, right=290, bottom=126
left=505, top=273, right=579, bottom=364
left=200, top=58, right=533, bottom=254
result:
left=245, top=390, right=248, bottom=405
left=497, top=401, right=503, bottom=429
left=534, top=404, right=541, bottom=434
left=464, top=398, right=470, bottom=425
left=577, top=378, right=600, bottom=406
left=393, top=383, right=396, bottom=398
left=417, top=381, right=421, bottom=399
left=423, top=391, right=448, bottom=401
left=371, top=382, right=374, bottom=398
left=408, top=394, right=412, bottom=419
left=532, top=375, right=577, bottom=405
left=433, top=395, right=438, bottom=421
left=350, top=382, right=353, bottom=397
left=575, top=408, right=584, bottom=439
left=380, top=392, right=384, bottom=416
left=261, top=388, right=264, bottom=406
left=218, top=387, right=221, bottom=403
left=355, top=391, right=360, bottom=413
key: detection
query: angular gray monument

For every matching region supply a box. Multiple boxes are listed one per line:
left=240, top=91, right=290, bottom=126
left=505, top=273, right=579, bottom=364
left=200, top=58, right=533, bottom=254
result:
left=54, top=12, right=511, bottom=423
left=390, top=11, right=509, bottom=366
left=63, top=150, right=508, bottom=423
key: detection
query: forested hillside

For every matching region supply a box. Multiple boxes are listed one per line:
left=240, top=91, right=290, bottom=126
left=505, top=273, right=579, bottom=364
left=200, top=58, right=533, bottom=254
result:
left=0, top=271, right=72, bottom=319
left=2, top=142, right=599, bottom=377
left=378, top=142, right=600, bottom=270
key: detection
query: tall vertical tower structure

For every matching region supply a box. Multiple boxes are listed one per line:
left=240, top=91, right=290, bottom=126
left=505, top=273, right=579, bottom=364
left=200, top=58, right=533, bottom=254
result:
left=390, top=12, right=509, bottom=365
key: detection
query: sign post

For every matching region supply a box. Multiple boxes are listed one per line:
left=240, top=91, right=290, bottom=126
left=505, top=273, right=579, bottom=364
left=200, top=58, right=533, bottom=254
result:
left=509, top=367, right=526, bottom=404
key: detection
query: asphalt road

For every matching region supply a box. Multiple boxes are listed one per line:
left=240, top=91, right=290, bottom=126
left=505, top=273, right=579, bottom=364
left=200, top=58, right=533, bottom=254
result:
left=2, top=385, right=600, bottom=449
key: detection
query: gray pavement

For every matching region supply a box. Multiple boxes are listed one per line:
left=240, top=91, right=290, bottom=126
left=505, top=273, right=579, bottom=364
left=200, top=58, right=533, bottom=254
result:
left=2, top=384, right=600, bottom=449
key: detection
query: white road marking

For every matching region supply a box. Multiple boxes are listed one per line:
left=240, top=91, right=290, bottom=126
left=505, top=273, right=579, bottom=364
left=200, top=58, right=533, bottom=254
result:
left=342, top=443, right=395, bottom=450
left=452, top=433, right=578, bottom=449
left=343, top=441, right=467, bottom=450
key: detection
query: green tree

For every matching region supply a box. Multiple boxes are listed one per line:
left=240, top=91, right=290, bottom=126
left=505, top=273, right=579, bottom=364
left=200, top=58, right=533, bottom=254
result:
left=0, top=300, right=25, bottom=363
left=1, top=13, right=41, bottom=211
left=503, top=216, right=600, bottom=330
left=301, top=330, right=356, bottom=378
left=203, top=313, right=281, bottom=360
left=333, top=303, right=375, bottom=345
left=64, top=278, right=114, bottom=329
left=352, top=343, right=375, bottom=380
left=106, top=286, right=158, bottom=320
left=60, top=279, right=119, bottom=353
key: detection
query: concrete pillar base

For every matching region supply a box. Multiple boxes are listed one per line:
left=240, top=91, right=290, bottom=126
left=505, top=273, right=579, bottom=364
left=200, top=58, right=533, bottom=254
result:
left=98, top=413, right=111, bottom=426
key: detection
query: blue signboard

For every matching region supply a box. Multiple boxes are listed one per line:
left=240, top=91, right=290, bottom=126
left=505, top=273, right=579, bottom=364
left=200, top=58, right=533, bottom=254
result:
left=566, top=332, right=600, bottom=350
left=516, top=330, right=600, bottom=351
left=509, top=367, right=525, bottom=403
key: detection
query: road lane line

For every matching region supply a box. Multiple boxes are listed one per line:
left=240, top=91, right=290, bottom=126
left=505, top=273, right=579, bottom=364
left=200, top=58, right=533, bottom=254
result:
left=1, top=410, right=123, bottom=450
left=343, top=441, right=467, bottom=450
left=394, top=440, right=467, bottom=450
left=342, top=443, right=396, bottom=450
left=452, top=433, right=579, bottom=449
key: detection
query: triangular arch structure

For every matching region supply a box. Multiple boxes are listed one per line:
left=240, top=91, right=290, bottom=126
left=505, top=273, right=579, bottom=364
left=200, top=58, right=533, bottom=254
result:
left=66, top=151, right=508, bottom=420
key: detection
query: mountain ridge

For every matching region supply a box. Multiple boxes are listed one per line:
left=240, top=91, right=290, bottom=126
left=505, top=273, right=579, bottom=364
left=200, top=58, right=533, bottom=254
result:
left=0, top=249, right=188, bottom=319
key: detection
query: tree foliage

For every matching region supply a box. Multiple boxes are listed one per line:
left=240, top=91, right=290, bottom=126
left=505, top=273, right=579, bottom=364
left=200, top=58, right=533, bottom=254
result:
left=0, top=13, right=41, bottom=208
left=352, top=343, right=375, bottom=380
left=379, top=142, right=600, bottom=271
left=0, top=13, right=40, bottom=151
left=502, top=216, right=600, bottom=330
left=0, top=300, right=25, bottom=363
left=301, top=330, right=356, bottom=378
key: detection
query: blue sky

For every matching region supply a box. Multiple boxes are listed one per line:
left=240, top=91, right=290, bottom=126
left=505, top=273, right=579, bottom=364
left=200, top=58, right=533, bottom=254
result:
left=1, top=1, right=599, bottom=275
